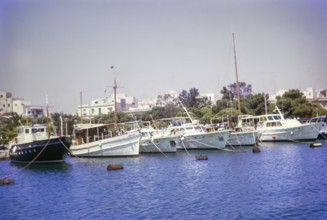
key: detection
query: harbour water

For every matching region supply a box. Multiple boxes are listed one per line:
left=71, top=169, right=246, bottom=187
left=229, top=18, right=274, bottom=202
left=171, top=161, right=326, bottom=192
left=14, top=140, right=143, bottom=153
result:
left=1, top=141, right=327, bottom=219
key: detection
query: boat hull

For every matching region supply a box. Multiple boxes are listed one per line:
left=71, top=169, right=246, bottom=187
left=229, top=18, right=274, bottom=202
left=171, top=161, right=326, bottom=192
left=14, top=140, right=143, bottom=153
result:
left=140, top=135, right=178, bottom=153
left=9, top=136, right=71, bottom=164
left=258, top=122, right=324, bottom=142
left=227, top=131, right=258, bottom=146
left=70, top=131, right=140, bottom=157
left=177, top=130, right=230, bottom=150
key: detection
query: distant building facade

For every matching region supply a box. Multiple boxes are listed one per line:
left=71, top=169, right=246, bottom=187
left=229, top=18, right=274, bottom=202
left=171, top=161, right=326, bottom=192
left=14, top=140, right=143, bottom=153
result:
left=0, top=91, right=44, bottom=117
left=77, top=93, right=138, bottom=117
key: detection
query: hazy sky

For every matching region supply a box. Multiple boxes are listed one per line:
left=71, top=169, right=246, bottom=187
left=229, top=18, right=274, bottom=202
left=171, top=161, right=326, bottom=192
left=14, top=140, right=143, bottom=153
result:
left=1, top=0, right=326, bottom=113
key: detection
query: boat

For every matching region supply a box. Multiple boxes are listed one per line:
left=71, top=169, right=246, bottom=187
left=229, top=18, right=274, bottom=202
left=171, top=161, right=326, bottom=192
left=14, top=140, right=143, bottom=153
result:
left=210, top=117, right=258, bottom=147
left=162, top=118, right=231, bottom=150
left=9, top=124, right=71, bottom=163
left=70, top=78, right=140, bottom=157
left=308, top=116, right=327, bottom=139
left=70, top=123, right=140, bottom=157
left=238, top=106, right=325, bottom=142
left=140, top=125, right=179, bottom=153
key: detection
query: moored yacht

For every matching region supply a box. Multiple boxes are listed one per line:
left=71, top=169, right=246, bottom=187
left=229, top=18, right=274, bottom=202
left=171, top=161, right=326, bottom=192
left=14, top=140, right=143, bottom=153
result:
left=238, top=106, right=324, bottom=142
left=210, top=117, right=258, bottom=147
left=140, top=126, right=179, bottom=153
left=162, top=118, right=231, bottom=150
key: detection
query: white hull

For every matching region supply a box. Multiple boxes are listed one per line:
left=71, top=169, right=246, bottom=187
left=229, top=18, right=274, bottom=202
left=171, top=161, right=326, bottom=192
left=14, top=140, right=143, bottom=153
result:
left=140, top=135, right=178, bottom=153
left=70, top=131, right=140, bottom=157
left=259, top=122, right=324, bottom=142
left=177, top=130, right=230, bottom=150
left=227, top=131, right=258, bottom=146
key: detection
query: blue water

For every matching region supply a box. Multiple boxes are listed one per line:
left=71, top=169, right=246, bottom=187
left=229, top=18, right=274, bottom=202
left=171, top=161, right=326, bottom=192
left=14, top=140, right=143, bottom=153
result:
left=1, top=141, right=327, bottom=220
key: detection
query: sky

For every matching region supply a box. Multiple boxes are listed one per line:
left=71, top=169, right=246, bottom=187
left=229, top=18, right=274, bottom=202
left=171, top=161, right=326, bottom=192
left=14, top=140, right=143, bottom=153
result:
left=1, top=0, right=326, bottom=113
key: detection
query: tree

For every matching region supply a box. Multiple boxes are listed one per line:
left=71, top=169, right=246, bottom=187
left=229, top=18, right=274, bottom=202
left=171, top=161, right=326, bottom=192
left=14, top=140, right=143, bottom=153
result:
left=179, top=88, right=211, bottom=108
left=221, top=82, right=252, bottom=101
left=276, top=89, right=327, bottom=118
left=242, top=93, right=268, bottom=115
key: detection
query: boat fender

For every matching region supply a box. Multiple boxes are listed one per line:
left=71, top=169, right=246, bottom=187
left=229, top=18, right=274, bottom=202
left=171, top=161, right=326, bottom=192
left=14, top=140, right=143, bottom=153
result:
left=107, top=164, right=124, bottom=170
left=0, top=176, right=15, bottom=185
left=252, top=146, right=261, bottom=153
left=310, top=143, right=322, bottom=148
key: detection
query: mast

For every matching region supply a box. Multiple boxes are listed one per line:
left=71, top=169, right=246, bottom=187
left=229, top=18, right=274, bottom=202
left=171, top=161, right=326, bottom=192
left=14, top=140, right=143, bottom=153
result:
left=232, top=33, right=241, bottom=115
left=80, top=91, right=83, bottom=123
left=46, top=94, right=50, bottom=137
left=114, top=79, right=117, bottom=128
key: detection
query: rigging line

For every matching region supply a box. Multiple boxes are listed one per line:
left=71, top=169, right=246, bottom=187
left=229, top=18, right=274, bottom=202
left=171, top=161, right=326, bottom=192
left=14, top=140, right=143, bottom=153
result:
left=58, top=138, right=82, bottom=164
left=186, top=136, right=248, bottom=152
left=149, top=138, right=168, bottom=157
left=180, top=136, right=191, bottom=155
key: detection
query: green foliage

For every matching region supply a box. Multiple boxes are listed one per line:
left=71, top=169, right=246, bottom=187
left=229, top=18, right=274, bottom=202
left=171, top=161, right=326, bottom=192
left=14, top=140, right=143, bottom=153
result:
left=179, top=88, right=211, bottom=108
left=242, top=93, right=267, bottom=115
left=276, top=89, right=327, bottom=118
left=221, top=81, right=252, bottom=101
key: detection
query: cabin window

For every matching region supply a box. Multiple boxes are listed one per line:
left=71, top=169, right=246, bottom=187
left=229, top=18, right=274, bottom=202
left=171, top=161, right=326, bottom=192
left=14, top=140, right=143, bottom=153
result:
left=266, top=122, right=271, bottom=127
left=25, top=129, right=30, bottom=134
left=273, top=116, right=281, bottom=120
left=268, top=116, right=274, bottom=121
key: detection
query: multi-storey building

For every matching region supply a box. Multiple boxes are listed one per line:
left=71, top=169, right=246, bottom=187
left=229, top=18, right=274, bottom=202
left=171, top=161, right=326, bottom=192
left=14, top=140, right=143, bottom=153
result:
left=77, top=93, right=138, bottom=117
left=0, top=91, right=44, bottom=117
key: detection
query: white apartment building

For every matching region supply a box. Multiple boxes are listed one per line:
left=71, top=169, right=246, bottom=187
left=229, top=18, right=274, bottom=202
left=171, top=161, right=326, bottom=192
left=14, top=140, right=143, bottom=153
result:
left=0, top=91, right=44, bottom=117
left=77, top=93, right=138, bottom=117
left=0, top=92, right=13, bottom=113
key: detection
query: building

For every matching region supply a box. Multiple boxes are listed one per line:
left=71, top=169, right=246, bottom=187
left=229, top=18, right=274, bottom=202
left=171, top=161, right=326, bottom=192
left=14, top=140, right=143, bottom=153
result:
left=77, top=93, right=138, bottom=117
left=0, top=92, right=13, bottom=113
left=198, top=93, right=216, bottom=105
left=155, top=90, right=179, bottom=107
left=0, top=91, right=44, bottom=117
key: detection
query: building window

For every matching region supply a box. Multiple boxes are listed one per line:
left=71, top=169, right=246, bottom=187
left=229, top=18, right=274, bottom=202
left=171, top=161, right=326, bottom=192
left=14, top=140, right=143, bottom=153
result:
left=98, top=108, right=101, bottom=115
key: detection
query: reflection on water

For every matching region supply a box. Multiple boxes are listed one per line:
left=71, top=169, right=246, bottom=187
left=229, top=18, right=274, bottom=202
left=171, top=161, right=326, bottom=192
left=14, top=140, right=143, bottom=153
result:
left=9, top=161, right=72, bottom=172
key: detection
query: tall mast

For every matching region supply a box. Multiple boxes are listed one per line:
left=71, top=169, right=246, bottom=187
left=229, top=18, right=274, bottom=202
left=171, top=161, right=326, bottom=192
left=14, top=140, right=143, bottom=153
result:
left=232, top=33, right=241, bottom=115
left=114, top=78, right=117, bottom=128
left=80, top=91, right=83, bottom=123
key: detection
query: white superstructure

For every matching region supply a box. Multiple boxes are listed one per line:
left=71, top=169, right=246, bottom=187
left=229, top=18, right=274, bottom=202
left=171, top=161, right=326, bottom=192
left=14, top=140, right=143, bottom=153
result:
left=70, top=123, right=140, bottom=157
left=238, top=107, right=324, bottom=142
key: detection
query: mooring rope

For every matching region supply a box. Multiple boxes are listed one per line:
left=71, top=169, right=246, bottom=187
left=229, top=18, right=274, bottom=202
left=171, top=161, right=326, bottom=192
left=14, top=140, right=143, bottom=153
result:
left=180, top=136, right=191, bottom=155
left=5, top=138, right=52, bottom=178
left=149, top=138, right=168, bottom=157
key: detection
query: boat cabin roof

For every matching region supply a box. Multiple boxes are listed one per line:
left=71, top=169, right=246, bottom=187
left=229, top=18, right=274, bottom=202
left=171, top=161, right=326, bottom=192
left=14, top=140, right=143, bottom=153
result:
left=17, top=124, right=47, bottom=133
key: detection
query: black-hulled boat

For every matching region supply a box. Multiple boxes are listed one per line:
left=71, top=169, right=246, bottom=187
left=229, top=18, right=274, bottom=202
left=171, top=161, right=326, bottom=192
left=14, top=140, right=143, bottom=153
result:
left=9, top=124, right=71, bottom=164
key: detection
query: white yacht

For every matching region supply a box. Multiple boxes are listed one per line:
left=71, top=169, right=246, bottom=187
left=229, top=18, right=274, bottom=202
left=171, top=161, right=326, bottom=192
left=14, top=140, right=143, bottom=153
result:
left=211, top=117, right=258, bottom=147
left=140, top=127, right=179, bottom=153
left=163, top=118, right=231, bottom=150
left=238, top=107, right=324, bottom=142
